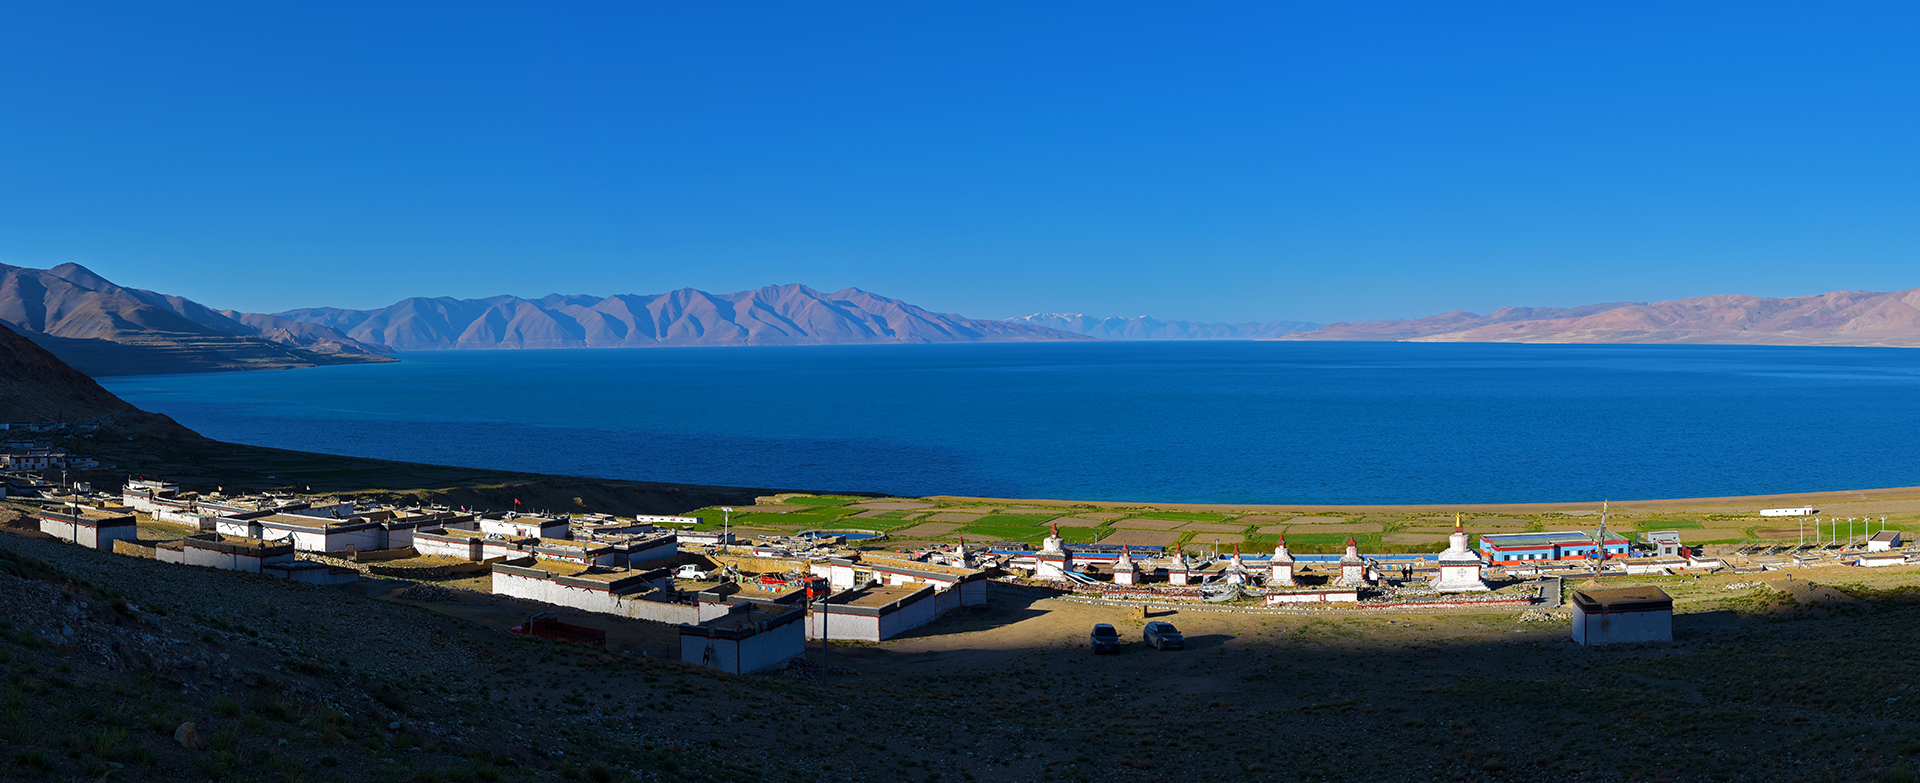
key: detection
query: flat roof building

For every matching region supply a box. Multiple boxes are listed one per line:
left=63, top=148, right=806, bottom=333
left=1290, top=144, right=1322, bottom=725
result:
left=1480, top=531, right=1630, bottom=565
left=37, top=507, right=137, bottom=551
left=1571, top=587, right=1673, bottom=646
left=679, top=603, right=806, bottom=675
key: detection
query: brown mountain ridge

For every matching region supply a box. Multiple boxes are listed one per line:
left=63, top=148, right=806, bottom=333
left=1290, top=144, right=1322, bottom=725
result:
left=0, top=263, right=395, bottom=376
left=1282, top=287, right=1920, bottom=347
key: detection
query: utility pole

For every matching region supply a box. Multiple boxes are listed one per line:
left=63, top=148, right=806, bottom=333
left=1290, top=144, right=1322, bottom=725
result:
left=720, top=507, right=732, bottom=556
left=819, top=586, right=830, bottom=687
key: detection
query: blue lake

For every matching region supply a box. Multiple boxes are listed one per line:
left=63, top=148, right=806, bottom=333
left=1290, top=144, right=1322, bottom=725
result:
left=100, top=341, right=1920, bottom=505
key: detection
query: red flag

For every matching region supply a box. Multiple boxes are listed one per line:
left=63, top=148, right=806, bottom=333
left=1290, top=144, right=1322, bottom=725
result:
left=514, top=499, right=522, bottom=505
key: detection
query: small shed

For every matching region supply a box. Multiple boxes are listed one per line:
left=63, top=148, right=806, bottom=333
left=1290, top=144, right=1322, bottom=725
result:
left=1571, top=587, right=1672, bottom=646
left=1867, top=531, right=1903, bottom=553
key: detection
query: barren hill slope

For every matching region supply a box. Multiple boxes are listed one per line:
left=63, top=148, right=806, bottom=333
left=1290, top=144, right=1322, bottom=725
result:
left=0, top=263, right=395, bottom=376
left=0, top=321, right=199, bottom=438
left=1286, top=288, right=1920, bottom=347
left=278, top=285, right=1090, bottom=350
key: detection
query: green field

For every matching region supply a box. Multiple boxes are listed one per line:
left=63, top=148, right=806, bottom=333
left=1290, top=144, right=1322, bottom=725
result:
left=961, top=524, right=1102, bottom=544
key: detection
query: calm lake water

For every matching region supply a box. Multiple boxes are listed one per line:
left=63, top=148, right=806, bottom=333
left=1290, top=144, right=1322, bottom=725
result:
left=100, top=341, right=1920, bottom=504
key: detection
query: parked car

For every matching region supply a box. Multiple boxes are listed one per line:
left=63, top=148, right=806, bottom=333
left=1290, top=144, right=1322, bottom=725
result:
left=1089, top=623, right=1122, bottom=653
left=1143, top=621, right=1185, bottom=650
left=674, top=564, right=711, bottom=580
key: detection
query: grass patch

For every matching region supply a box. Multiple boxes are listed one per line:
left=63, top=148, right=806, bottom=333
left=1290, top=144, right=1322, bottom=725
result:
left=1637, top=518, right=1704, bottom=530
left=961, top=525, right=1102, bottom=544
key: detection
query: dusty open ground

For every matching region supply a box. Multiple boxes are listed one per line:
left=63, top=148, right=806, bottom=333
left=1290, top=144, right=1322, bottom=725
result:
left=12, top=505, right=1920, bottom=781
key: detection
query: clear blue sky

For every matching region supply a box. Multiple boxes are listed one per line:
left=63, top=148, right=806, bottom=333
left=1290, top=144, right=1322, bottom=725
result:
left=3, top=2, right=1917, bottom=324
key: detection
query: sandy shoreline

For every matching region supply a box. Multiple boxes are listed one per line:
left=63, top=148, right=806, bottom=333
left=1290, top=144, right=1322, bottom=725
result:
left=926, top=483, right=1920, bottom=517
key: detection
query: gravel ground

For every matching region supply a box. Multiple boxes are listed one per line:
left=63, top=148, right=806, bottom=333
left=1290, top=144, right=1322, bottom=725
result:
left=7, top=517, right=1920, bottom=782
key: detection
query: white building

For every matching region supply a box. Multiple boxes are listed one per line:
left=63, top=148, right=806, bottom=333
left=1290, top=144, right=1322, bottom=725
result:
left=479, top=514, right=569, bottom=540
left=1868, top=531, right=1903, bottom=553
left=156, top=535, right=297, bottom=574
left=219, top=513, right=386, bottom=553
left=37, top=507, right=137, bottom=551
left=490, top=558, right=694, bottom=624
left=679, top=604, right=806, bottom=675
left=1570, top=587, right=1672, bottom=646
left=804, top=584, right=963, bottom=642
left=809, top=554, right=988, bottom=606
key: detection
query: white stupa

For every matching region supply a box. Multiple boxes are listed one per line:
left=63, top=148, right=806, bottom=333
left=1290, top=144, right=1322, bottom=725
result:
left=1222, top=544, right=1248, bottom=585
left=1268, top=533, right=1297, bottom=587
left=1430, top=515, right=1490, bottom=593
left=1112, top=545, right=1140, bottom=586
left=1334, top=537, right=1373, bottom=587
left=1034, top=523, right=1072, bottom=581
left=1166, top=544, right=1194, bottom=585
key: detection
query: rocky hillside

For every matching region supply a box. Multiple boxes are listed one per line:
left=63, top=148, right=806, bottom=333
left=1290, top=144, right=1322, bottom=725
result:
left=0, top=263, right=395, bottom=376
left=1287, top=288, right=1920, bottom=347
left=276, top=285, right=1090, bottom=350
left=1008, top=313, right=1320, bottom=340
left=0, top=321, right=199, bottom=438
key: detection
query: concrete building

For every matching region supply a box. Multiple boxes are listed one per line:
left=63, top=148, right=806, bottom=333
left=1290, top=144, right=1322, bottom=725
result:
left=220, top=513, right=386, bottom=553
left=121, top=479, right=184, bottom=513
left=677, top=530, right=735, bottom=547
left=480, top=514, right=569, bottom=540
left=490, top=558, right=692, bottom=624
left=679, top=603, right=806, bottom=675
left=810, top=554, right=988, bottom=606
left=1430, top=524, right=1489, bottom=593
left=605, top=532, right=679, bottom=566
left=1480, top=531, right=1630, bottom=565
left=1868, top=531, right=1903, bottom=552
left=1855, top=551, right=1908, bottom=568
left=1571, top=587, right=1673, bottom=646
left=412, top=527, right=501, bottom=561
left=804, top=584, right=963, bottom=642
left=156, top=534, right=297, bottom=573
left=1642, top=531, right=1685, bottom=558
left=1268, top=535, right=1297, bottom=587
left=38, top=507, right=137, bottom=551
left=526, top=537, right=621, bottom=566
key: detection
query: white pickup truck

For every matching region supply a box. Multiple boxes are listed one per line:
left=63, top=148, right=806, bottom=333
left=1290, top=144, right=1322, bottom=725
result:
left=674, top=564, right=711, bottom=580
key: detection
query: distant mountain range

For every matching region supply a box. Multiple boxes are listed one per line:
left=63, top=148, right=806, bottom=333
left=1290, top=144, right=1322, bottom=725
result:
left=1284, top=288, right=1920, bottom=347
left=273, top=286, right=1086, bottom=350
left=8, top=259, right=1919, bottom=378
left=0, top=263, right=393, bottom=376
left=1007, top=313, right=1321, bottom=340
